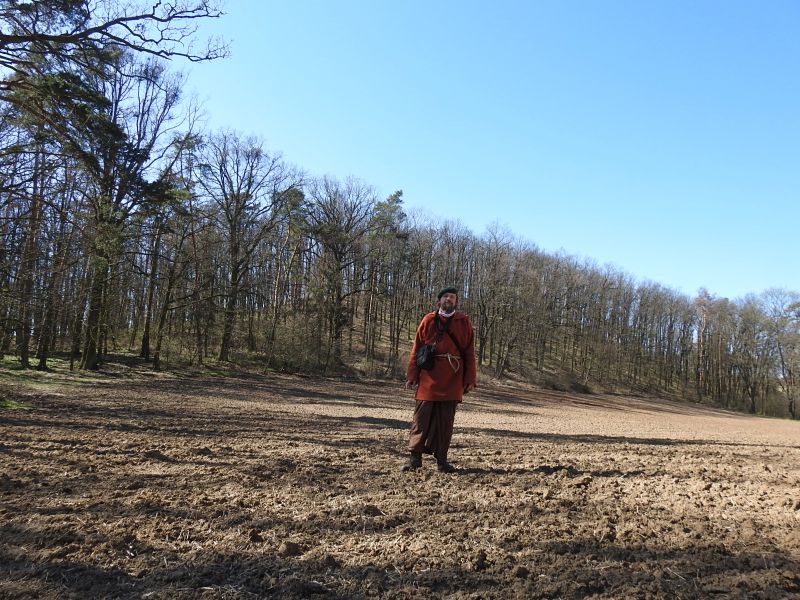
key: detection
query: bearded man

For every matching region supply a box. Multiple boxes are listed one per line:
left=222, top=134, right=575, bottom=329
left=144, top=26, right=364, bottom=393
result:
left=403, top=287, right=477, bottom=473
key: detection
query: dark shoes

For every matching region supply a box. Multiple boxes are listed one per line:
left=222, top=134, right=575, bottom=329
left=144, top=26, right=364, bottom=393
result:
left=437, top=461, right=457, bottom=474
left=401, top=452, right=457, bottom=473
left=401, top=452, right=422, bottom=472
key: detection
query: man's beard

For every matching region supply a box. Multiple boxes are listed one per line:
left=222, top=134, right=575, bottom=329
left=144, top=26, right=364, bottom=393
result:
left=440, top=300, right=456, bottom=312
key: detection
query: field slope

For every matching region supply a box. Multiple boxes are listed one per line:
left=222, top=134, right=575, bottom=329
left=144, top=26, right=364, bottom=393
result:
left=2, top=374, right=799, bottom=598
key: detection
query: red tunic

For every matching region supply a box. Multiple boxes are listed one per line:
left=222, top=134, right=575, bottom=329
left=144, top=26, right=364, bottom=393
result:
left=406, top=311, right=477, bottom=402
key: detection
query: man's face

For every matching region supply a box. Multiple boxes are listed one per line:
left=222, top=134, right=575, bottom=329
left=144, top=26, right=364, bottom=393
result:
left=439, top=292, right=457, bottom=312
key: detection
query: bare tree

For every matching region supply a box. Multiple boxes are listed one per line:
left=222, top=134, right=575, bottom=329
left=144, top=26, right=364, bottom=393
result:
left=0, top=1, right=226, bottom=92
left=196, top=130, right=302, bottom=362
left=761, top=289, right=800, bottom=418
left=305, top=176, right=377, bottom=369
left=77, top=54, right=186, bottom=369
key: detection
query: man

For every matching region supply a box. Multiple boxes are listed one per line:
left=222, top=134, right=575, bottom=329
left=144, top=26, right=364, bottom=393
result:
left=403, top=287, right=477, bottom=473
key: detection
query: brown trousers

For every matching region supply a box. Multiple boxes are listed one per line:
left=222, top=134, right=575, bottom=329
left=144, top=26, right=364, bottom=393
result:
left=407, top=400, right=457, bottom=462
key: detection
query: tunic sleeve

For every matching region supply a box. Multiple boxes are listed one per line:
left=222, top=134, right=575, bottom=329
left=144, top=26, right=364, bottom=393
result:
left=462, top=318, right=477, bottom=389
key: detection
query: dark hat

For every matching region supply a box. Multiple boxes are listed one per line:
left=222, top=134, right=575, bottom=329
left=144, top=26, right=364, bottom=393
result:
left=437, top=287, right=458, bottom=300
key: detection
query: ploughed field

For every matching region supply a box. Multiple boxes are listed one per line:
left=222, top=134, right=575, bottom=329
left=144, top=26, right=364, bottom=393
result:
left=2, top=372, right=800, bottom=599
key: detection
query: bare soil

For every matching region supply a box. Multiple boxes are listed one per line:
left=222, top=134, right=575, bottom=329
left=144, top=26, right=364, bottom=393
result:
left=2, top=372, right=800, bottom=599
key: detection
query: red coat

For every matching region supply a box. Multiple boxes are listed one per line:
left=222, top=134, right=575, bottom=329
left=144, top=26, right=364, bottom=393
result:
left=407, top=311, right=477, bottom=402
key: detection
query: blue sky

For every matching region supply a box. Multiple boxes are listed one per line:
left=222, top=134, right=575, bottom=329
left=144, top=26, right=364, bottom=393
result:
left=187, top=1, right=799, bottom=300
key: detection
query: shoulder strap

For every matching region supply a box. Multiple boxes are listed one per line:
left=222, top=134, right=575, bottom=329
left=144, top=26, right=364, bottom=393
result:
left=445, top=330, right=463, bottom=356
left=431, top=314, right=464, bottom=355
left=439, top=316, right=464, bottom=356
left=433, top=314, right=447, bottom=342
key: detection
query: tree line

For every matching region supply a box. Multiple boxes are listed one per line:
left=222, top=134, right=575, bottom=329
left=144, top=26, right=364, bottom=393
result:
left=1, top=1, right=798, bottom=418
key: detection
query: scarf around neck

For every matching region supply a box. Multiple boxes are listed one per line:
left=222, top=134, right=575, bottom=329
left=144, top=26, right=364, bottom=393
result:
left=438, top=308, right=456, bottom=318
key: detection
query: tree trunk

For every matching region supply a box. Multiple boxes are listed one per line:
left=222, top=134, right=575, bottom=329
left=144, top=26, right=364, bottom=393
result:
left=68, top=264, right=90, bottom=371
left=152, top=256, right=180, bottom=371
left=80, top=258, right=107, bottom=370
left=16, top=149, right=44, bottom=368
left=140, top=224, right=163, bottom=360
left=37, top=211, right=75, bottom=370
left=219, top=258, right=241, bottom=362
left=36, top=267, right=59, bottom=371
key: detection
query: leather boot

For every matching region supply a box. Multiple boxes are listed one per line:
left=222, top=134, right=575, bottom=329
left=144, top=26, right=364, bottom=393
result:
left=437, top=460, right=456, bottom=473
left=401, top=452, right=422, bottom=472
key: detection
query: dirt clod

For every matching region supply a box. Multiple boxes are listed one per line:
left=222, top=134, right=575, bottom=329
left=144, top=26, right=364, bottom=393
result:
left=362, top=504, right=383, bottom=516
left=248, top=529, right=263, bottom=543
left=512, top=565, right=530, bottom=578
left=278, top=541, right=305, bottom=557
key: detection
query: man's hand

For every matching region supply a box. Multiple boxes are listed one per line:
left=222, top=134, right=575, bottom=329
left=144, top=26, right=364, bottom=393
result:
left=405, top=380, right=418, bottom=390
left=463, top=383, right=475, bottom=394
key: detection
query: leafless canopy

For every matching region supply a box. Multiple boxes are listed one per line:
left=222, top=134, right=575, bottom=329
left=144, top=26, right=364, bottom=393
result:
left=0, top=0, right=227, bottom=92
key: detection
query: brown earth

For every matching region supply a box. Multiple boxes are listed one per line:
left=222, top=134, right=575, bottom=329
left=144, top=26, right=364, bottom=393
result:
left=2, top=372, right=800, bottom=599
